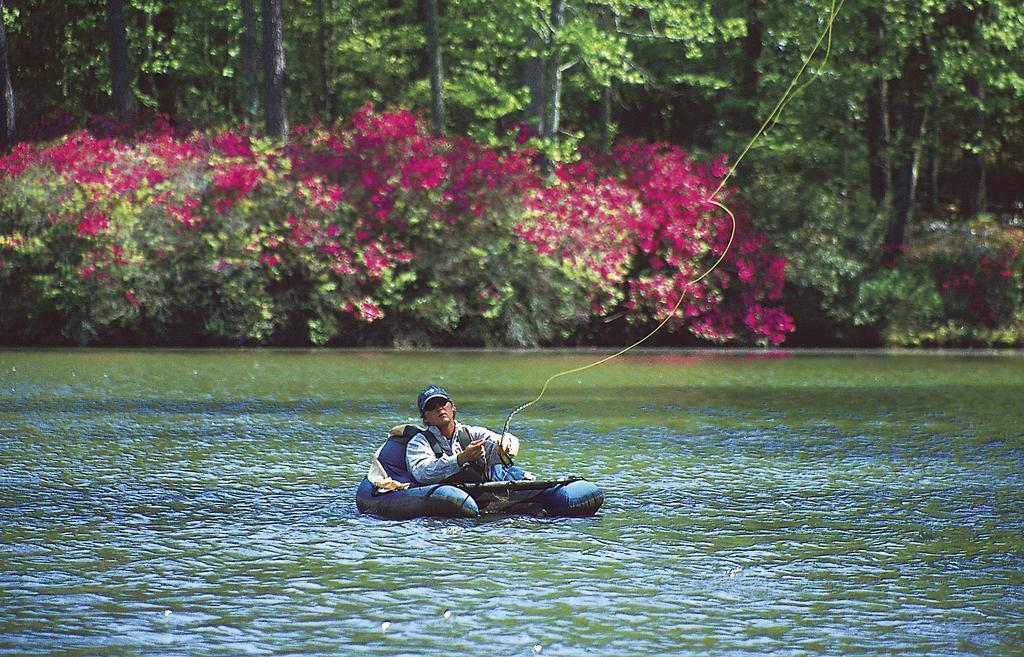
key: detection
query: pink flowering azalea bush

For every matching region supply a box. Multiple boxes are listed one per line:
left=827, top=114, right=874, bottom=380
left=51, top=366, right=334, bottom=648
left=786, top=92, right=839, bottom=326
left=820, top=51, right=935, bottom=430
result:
left=912, top=220, right=1023, bottom=345
left=0, top=106, right=794, bottom=346
left=856, top=218, right=1024, bottom=346
left=516, top=143, right=792, bottom=344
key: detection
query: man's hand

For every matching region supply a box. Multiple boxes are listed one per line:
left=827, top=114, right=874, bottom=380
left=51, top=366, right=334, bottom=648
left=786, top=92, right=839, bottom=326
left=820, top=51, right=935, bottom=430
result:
left=457, top=439, right=486, bottom=465
left=497, top=432, right=519, bottom=458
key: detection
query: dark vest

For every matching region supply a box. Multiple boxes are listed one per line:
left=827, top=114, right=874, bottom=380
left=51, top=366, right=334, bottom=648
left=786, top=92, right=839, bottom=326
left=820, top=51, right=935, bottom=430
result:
left=377, top=424, right=444, bottom=486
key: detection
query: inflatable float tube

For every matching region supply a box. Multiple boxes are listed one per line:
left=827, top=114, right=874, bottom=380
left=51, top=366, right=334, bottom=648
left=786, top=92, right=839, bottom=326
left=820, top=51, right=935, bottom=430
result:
left=356, top=476, right=604, bottom=520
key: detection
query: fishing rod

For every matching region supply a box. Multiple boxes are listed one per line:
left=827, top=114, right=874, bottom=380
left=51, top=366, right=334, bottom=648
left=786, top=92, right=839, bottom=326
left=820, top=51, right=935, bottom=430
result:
left=457, top=476, right=581, bottom=492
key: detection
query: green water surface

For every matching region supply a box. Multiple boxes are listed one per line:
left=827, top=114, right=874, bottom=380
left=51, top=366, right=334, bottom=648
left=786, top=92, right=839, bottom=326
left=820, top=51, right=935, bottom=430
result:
left=1, top=349, right=1022, bottom=656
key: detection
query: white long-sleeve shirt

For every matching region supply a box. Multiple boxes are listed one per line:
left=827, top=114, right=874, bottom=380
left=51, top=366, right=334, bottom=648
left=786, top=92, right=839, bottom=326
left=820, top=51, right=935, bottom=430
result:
left=405, top=421, right=519, bottom=485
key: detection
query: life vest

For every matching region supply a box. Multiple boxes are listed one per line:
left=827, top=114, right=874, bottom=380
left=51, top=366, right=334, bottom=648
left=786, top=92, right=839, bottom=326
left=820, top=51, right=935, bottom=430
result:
left=376, top=424, right=444, bottom=486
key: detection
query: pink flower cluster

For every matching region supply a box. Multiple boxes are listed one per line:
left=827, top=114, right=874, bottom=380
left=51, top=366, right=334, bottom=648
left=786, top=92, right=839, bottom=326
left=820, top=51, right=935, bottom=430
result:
left=514, top=141, right=794, bottom=344
left=517, top=161, right=639, bottom=290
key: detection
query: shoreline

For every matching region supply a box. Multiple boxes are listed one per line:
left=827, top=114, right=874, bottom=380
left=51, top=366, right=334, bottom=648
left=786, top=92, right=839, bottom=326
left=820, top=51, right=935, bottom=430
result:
left=2, top=345, right=1022, bottom=356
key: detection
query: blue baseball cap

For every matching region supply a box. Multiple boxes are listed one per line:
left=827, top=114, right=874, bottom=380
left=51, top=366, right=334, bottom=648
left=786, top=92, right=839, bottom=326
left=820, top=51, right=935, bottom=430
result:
left=417, top=385, right=451, bottom=414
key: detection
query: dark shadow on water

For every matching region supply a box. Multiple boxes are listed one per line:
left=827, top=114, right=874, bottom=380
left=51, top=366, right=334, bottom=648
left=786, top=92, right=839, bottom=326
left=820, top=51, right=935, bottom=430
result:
left=0, top=398, right=397, bottom=416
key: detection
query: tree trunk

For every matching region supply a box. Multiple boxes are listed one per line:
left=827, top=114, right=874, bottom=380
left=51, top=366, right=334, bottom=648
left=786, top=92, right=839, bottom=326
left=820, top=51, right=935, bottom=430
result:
left=140, top=11, right=154, bottom=104
left=423, top=0, right=445, bottom=133
left=541, top=0, right=566, bottom=176
left=317, top=0, right=332, bottom=123
left=739, top=0, right=764, bottom=134
left=885, top=107, right=927, bottom=266
left=262, top=0, right=288, bottom=140
left=543, top=0, right=566, bottom=142
left=0, top=0, right=15, bottom=150
left=241, top=0, right=261, bottom=124
left=865, top=8, right=891, bottom=212
left=883, top=39, right=933, bottom=267
left=523, top=28, right=545, bottom=135
left=598, top=83, right=612, bottom=152
left=925, top=141, right=940, bottom=214
left=152, top=7, right=175, bottom=117
left=960, top=77, right=986, bottom=217
left=595, top=7, right=615, bottom=152
left=106, top=0, right=134, bottom=120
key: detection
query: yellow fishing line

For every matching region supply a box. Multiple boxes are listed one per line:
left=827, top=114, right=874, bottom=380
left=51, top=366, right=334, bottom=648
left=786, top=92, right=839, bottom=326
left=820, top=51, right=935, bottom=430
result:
left=501, top=0, right=845, bottom=436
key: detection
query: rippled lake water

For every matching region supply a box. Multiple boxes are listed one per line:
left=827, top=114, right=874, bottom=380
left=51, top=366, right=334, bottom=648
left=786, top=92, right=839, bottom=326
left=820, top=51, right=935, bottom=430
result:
left=2, top=349, right=1022, bottom=656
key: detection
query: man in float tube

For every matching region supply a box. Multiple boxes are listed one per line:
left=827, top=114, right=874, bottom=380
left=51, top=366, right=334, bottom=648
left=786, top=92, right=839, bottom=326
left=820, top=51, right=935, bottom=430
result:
left=408, top=384, right=525, bottom=484
left=367, top=385, right=527, bottom=491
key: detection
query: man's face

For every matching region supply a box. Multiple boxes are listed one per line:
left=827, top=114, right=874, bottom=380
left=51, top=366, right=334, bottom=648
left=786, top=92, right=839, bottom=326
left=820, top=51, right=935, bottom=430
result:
left=422, top=397, right=453, bottom=426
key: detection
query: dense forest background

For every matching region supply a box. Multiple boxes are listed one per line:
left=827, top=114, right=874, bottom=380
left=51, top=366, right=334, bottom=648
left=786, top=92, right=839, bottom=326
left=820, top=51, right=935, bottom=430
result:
left=1, top=0, right=1022, bottom=347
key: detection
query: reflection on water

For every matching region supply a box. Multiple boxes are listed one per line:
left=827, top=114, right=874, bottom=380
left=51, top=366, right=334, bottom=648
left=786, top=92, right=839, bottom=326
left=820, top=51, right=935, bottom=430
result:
left=2, top=350, right=1022, bottom=656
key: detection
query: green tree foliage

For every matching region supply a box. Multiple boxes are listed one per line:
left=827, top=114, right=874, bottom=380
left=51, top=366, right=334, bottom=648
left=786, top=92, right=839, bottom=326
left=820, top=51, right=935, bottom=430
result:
left=1, top=0, right=1022, bottom=345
